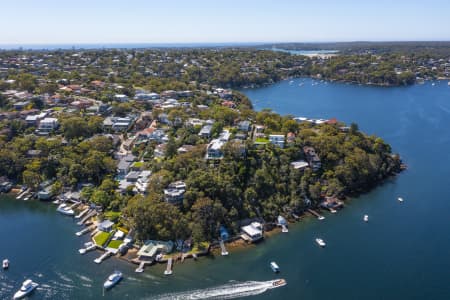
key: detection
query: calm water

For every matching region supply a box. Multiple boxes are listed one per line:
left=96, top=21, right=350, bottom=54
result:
left=1, top=78, right=450, bottom=299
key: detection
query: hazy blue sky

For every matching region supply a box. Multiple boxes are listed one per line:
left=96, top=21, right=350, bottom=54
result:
left=1, top=0, right=449, bottom=44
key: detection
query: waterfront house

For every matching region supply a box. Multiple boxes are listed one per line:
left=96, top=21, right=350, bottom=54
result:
left=137, top=240, right=174, bottom=261
left=320, top=197, right=344, bottom=211
left=98, top=220, right=115, bottom=232
left=241, top=222, right=263, bottom=242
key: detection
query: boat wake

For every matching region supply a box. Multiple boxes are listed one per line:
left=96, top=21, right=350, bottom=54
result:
left=152, top=279, right=285, bottom=300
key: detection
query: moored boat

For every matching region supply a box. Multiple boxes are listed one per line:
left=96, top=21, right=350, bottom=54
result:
left=364, top=215, right=369, bottom=222
left=270, top=261, right=280, bottom=273
left=103, top=271, right=122, bottom=289
left=13, top=279, right=38, bottom=299
left=57, top=203, right=74, bottom=216
left=315, top=238, right=326, bottom=247
left=2, top=258, right=9, bottom=269
left=398, top=197, right=404, bottom=202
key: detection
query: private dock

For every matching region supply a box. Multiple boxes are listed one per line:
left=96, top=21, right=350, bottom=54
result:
left=308, top=209, right=325, bottom=220
left=77, top=210, right=97, bottom=225
left=75, top=208, right=90, bottom=219
left=16, top=188, right=30, bottom=200
left=75, top=225, right=94, bottom=236
left=94, top=250, right=113, bottom=264
left=164, top=258, right=173, bottom=275
left=135, top=261, right=147, bottom=273
left=220, top=240, right=229, bottom=256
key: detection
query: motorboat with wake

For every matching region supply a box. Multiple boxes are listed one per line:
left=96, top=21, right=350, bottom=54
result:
left=104, top=270, right=122, bottom=289
left=13, top=279, right=38, bottom=299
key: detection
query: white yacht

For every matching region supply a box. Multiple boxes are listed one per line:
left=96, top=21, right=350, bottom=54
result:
left=318, top=216, right=325, bottom=220
left=398, top=197, right=404, bottom=202
left=104, top=271, right=122, bottom=289
left=2, top=258, right=9, bottom=269
left=315, top=238, right=326, bottom=247
left=13, top=279, right=38, bottom=299
left=57, top=203, right=74, bottom=216
left=364, top=215, right=369, bottom=222
left=270, top=261, right=280, bottom=273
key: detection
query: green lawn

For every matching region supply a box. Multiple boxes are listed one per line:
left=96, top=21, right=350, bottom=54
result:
left=132, top=161, right=144, bottom=168
left=255, top=137, right=269, bottom=143
left=93, top=231, right=111, bottom=247
left=104, top=211, right=121, bottom=222
left=107, top=240, right=123, bottom=249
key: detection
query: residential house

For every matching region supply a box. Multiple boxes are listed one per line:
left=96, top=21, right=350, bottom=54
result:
left=13, top=101, right=30, bottom=110
left=206, top=130, right=230, bottom=159
left=241, top=222, right=263, bottom=242
left=303, top=146, right=321, bottom=171
left=199, top=124, right=213, bottom=139
left=98, top=220, right=115, bottom=232
left=114, top=94, right=129, bottom=102
left=164, top=181, right=186, bottom=204
left=269, top=134, right=285, bottom=148
left=237, top=120, right=251, bottom=132
left=290, top=160, right=309, bottom=171
left=38, top=117, right=59, bottom=133
left=137, top=240, right=174, bottom=261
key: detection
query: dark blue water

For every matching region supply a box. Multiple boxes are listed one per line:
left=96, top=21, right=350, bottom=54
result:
left=1, top=78, right=450, bottom=299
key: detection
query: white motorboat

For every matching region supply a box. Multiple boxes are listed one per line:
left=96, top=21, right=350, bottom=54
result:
left=318, top=216, right=325, bottom=220
left=103, top=271, right=122, bottom=289
left=315, top=238, right=326, bottom=247
left=57, top=203, right=74, bottom=216
left=398, top=197, right=404, bottom=202
left=271, top=278, right=287, bottom=287
left=2, top=258, right=9, bottom=269
left=364, top=215, right=369, bottom=222
left=270, top=261, right=280, bottom=273
left=13, top=279, right=38, bottom=299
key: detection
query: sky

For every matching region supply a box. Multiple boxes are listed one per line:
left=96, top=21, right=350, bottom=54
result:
left=1, top=0, right=450, bottom=45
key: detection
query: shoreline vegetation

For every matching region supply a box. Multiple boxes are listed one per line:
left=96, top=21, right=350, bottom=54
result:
left=0, top=45, right=409, bottom=271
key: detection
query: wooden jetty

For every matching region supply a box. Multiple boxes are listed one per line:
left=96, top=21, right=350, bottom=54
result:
left=75, top=208, right=90, bottom=219
left=220, top=240, right=229, bottom=256
left=77, top=210, right=97, bottom=225
left=94, top=250, right=113, bottom=264
left=308, top=209, right=325, bottom=220
left=164, top=258, right=173, bottom=275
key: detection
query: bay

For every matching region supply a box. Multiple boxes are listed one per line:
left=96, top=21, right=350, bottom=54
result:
left=1, top=78, right=450, bottom=299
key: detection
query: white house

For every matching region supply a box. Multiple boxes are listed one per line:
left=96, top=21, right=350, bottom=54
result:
left=269, top=134, right=285, bottom=148
left=241, top=222, right=263, bottom=242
